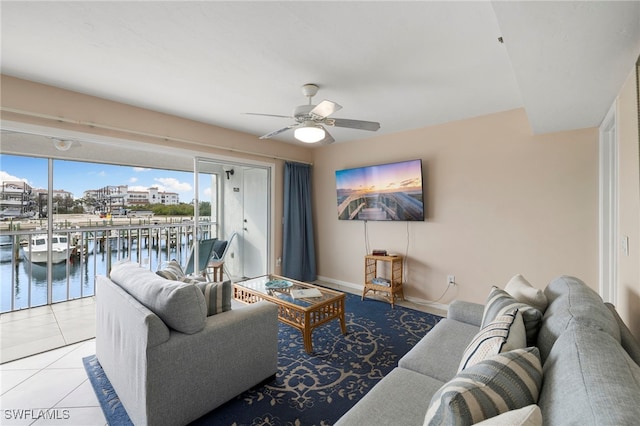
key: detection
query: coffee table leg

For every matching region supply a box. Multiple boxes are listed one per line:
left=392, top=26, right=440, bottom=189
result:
left=303, top=329, right=313, bottom=353
left=340, top=313, right=347, bottom=335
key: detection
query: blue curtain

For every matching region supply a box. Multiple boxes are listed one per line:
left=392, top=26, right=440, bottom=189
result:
left=282, top=162, right=317, bottom=281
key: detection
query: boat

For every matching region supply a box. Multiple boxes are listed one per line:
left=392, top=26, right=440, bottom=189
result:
left=0, top=207, right=35, bottom=221
left=0, top=235, right=13, bottom=247
left=22, top=234, right=70, bottom=264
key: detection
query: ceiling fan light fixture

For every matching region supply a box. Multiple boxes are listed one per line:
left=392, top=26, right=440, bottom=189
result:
left=294, top=124, right=325, bottom=143
left=53, top=139, right=73, bottom=151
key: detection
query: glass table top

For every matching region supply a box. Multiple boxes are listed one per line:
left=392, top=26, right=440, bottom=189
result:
left=235, top=275, right=337, bottom=307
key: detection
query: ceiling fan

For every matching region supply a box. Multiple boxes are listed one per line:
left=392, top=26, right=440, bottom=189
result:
left=247, top=84, right=380, bottom=144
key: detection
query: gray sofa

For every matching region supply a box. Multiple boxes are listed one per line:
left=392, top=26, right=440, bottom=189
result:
left=337, top=275, right=640, bottom=425
left=96, top=262, right=279, bottom=426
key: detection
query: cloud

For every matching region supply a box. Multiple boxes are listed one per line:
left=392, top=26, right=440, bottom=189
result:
left=129, top=177, right=138, bottom=183
left=0, top=171, right=29, bottom=184
left=154, top=177, right=192, bottom=192
left=133, top=167, right=151, bottom=172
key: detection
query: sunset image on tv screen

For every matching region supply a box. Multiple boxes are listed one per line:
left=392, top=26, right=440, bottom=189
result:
left=335, top=159, right=424, bottom=221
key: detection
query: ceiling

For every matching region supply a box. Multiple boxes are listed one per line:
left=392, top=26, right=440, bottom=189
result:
left=1, top=1, right=639, bottom=146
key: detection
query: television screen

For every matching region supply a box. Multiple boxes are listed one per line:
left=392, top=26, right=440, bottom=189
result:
left=336, top=159, right=424, bottom=221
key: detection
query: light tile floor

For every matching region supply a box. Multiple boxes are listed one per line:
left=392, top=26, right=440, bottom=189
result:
left=0, top=339, right=105, bottom=425
left=1, top=297, right=96, bottom=364
left=1, top=297, right=103, bottom=425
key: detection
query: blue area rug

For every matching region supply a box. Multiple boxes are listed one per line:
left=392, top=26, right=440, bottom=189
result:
left=83, top=294, right=442, bottom=425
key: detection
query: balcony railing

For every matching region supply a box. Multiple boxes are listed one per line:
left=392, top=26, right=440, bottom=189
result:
left=0, top=217, right=216, bottom=313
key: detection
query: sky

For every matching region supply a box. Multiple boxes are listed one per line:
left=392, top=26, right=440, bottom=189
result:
left=0, top=154, right=202, bottom=203
left=335, top=159, right=423, bottom=192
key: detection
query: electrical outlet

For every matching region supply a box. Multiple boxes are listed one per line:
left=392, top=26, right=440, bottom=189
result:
left=276, top=257, right=282, bottom=266
left=447, top=275, right=456, bottom=286
left=622, top=236, right=630, bottom=256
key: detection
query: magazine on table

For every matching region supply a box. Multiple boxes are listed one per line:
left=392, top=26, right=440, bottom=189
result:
left=290, top=288, right=323, bottom=299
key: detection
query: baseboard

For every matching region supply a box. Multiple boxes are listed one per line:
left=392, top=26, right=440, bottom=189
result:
left=316, top=275, right=450, bottom=313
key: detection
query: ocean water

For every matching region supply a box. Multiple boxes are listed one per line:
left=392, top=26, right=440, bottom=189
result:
left=0, top=237, right=190, bottom=313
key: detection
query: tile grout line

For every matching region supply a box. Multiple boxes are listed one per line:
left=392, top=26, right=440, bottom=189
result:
left=51, top=306, right=69, bottom=346
left=0, top=368, right=41, bottom=396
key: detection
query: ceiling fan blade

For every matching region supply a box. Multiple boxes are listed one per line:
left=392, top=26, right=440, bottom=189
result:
left=321, top=128, right=335, bottom=144
left=245, top=112, right=293, bottom=119
left=259, top=123, right=299, bottom=139
left=310, top=100, right=342, bottom=119
left=329, top=118, right=381, bottom=132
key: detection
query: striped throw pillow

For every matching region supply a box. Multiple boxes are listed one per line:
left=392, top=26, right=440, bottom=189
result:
left=458, top=309, right=526, bottom=372
left=425, top=347, right=543, bottom=426
left=156, top=260, right=185, bottom=281
left=482, top=286, right=543, bottom=346
left=196, top=280, right=232, bottom=316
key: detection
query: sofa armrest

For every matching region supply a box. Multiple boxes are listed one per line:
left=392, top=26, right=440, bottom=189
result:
left=143, top=300, right=279, bottom=425
left=447, top=300, right=484, bottom=327
left=605, top=302, right=640, bottom=366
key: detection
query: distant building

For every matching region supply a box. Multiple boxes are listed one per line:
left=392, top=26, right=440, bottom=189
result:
left=33, top=188, right=74, bottom=199
left=148, top=187, right=179, bottom=206
left=91, top=185, right=179, bottom=212
left=0, top=181, right=35, bottom=218
left=127, top=190, right=149, bottom=206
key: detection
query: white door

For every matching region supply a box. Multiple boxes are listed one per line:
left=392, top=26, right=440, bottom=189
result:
left=242, top=167, right=269, bottom=278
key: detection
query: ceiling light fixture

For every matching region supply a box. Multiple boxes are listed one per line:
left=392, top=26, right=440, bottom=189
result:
left=53, top=139, right=73, bottom=151
left=294, top=122, right=325, bottom=143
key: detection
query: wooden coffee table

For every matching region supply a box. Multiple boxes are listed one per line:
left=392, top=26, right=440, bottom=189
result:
left=234, top=275, right=347, bottom=353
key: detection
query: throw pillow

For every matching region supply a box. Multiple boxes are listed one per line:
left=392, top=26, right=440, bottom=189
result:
left=482, top=286, right=543, bottom=346
left=425, top=347, right=543, bottom=426
left=474, top=405, right=542, bottom=426
left=180, top=275, right=207, bottom=285
left=195, top=280, right=232, bottom=316
left=505, top=274, right=548, bottom=313
left=156, top=260, right=185, bottom=281
left=458, top=309, right=526, bottom=372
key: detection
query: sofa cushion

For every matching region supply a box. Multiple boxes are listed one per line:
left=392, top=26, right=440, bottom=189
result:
left=156, top=260, right=185, bottom=280
left=425, top=347, right=542, bottom=426
left=505, top=274, right=548, bottom=313
left=458, top=309, right=526, bottom=372
left=195, top=280, right=232, bottom=316
left=335, top=367, right=445, bottom=426
left=538, top=325, right=640, bottom=425
left=482, top=287, right=543, bottom=346
left=399, top=318, right=479, bottom=382
left=110, top=261, right=207, bottom=334
left=474, top=405, right=542, bottom=425
left=537, top=275, right=620, bottom=361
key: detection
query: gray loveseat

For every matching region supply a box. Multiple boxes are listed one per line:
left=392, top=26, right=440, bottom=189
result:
left=337, top=275, right=640, bottom=425
left=96, top=262, right=279, bottom=426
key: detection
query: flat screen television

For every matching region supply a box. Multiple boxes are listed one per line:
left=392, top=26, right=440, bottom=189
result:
left=335, top=159, right=424, bottom=221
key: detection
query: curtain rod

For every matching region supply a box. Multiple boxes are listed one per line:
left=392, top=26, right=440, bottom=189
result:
left=1, top=107, right=313, bottom=166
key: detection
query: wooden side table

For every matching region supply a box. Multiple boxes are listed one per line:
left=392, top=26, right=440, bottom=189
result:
left=206, top=260, right=224, bottom=282
left=362, top=254, right=404, bottom=308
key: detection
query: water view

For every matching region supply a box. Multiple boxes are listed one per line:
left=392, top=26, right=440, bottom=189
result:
left=0, top=220, right=209, bottom=313
left=1, top=153, right=218, bottom=313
